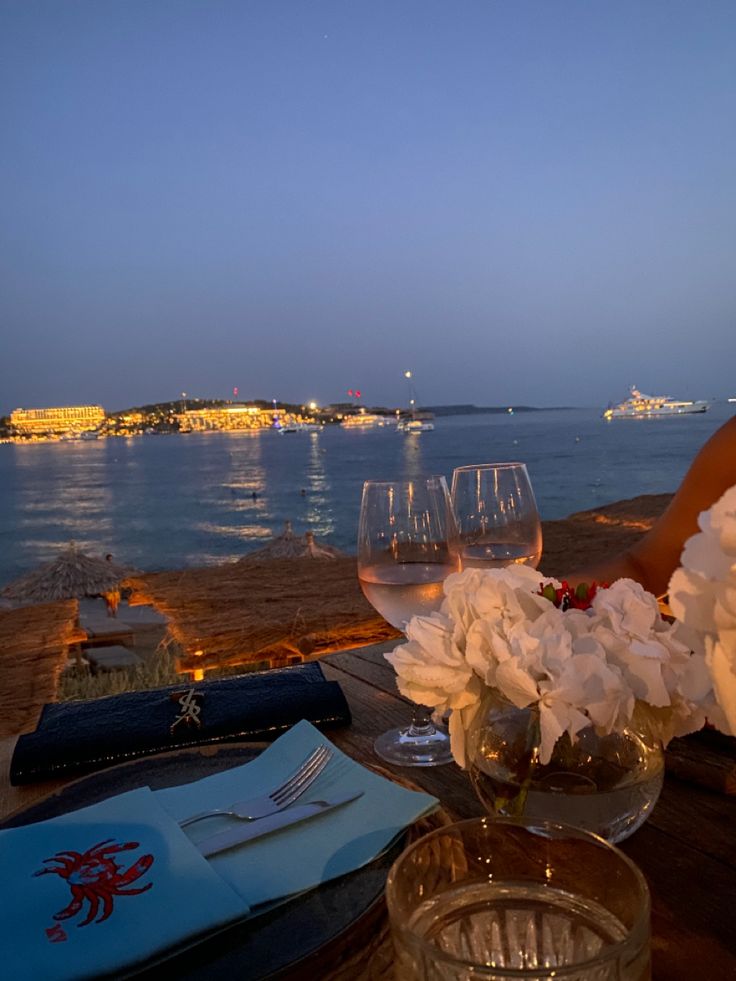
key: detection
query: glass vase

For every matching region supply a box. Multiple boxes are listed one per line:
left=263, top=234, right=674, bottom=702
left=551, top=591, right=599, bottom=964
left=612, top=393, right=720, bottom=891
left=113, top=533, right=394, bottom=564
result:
left=466, top=690, right=664, bottom=843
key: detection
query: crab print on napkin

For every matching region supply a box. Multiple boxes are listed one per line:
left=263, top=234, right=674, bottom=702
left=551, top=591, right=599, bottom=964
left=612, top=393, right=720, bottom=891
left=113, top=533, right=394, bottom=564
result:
left=35, top=838, right=154, bottom=927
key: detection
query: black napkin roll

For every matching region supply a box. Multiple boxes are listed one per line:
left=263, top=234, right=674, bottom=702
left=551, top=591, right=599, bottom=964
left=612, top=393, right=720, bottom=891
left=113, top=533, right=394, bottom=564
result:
left=10, top=662, right=351, bottom=785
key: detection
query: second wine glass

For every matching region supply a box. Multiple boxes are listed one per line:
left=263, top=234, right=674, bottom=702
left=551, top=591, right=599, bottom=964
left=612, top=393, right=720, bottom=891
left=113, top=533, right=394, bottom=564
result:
left=358, top=476, right=460, bottom=766
left=451, top=462, right=542, bottom=570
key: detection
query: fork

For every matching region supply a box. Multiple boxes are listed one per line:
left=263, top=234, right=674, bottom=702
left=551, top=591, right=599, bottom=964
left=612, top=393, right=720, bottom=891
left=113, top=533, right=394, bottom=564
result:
left=178, top=744, right=333, bottom=828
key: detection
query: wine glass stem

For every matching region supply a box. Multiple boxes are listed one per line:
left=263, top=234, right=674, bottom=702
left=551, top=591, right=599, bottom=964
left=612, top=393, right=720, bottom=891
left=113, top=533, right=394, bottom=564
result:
left=407, top=705, right=436, bottom=736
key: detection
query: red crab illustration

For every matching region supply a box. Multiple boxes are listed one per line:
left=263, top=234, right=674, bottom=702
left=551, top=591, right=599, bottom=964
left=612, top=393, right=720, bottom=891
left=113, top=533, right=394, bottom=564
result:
left=35, top=838, right=154, bottom=927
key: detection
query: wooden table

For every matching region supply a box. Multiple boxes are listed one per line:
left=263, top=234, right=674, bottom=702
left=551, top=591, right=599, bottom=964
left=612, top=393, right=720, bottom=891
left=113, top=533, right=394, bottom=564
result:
left=2, top=642, right=735, bottom=979
left=322, top=645, right=736, bottom=980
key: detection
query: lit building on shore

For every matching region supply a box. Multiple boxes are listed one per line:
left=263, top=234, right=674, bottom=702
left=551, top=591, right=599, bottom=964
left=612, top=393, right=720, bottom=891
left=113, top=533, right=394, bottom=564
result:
left=103, top=411, right=146, bottom=436
left=11, top=405, right=105, bottom=436
left=178, top=405, right=298, bottom=432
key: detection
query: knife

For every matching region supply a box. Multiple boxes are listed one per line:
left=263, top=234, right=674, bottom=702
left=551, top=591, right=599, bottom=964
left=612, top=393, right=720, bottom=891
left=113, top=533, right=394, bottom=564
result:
left=194, top=790, right=364, bottom=858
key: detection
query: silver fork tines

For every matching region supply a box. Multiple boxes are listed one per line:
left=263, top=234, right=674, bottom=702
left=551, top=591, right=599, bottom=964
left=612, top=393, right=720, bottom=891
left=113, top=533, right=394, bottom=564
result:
left=179, top=744, right=333, bottom=829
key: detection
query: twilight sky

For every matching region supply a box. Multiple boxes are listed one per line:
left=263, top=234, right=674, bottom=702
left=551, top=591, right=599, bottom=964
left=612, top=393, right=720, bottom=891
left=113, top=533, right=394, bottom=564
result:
left=1, top=0, right=735, bottom=413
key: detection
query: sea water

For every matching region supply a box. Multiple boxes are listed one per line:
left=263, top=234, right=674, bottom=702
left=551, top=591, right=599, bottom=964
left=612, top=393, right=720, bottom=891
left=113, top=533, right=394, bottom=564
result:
left=0, top=403, right=731, bottom=582
left=398, top=880, right=649, bottom=980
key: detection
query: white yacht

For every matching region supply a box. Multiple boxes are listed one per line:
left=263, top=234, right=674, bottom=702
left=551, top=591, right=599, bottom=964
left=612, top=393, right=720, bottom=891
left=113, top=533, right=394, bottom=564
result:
left=341, top=412, right=389, bottom=428
left=397, top=369, right=434, bottom=433
left=277, top=422, right=321, bottom=434
left=396, top=417, right=435, bottom=433
left=603, top=387, right=709, bottom=420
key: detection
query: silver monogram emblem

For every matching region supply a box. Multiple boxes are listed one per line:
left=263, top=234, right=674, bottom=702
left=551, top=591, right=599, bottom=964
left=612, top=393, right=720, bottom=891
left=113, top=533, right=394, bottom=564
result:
left=170, top=688, right=204, bottom=734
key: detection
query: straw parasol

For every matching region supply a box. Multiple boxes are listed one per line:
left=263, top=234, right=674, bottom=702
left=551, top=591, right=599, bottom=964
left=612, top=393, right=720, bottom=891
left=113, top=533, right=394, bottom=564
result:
left=1, top=544, right=133, bottom=605
left=301, top=531, right=346, bottom=559
left=0, top=600, right=87, bottom=738
left=239, top=522, right=347, bottom=563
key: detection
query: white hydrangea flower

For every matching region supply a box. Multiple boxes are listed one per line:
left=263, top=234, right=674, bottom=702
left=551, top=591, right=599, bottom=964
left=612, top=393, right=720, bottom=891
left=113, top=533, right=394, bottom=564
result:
left=385, top=612, right=482, bottom=713
left=384, top=556, right=728, bottom=769
left=668, top=483, right=736, bottom=734
left=533, top=653, right=628, bottom=763
left=705, top=637, right=736, bottom=736
left=591, top=577, right=660, bottom=641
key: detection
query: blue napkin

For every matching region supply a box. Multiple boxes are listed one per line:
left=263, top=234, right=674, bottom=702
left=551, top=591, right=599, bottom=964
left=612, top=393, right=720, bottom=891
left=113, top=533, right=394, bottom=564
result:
left=157, top=719, right=439, bottom=908
left=0, top=787, right=249, bottom=981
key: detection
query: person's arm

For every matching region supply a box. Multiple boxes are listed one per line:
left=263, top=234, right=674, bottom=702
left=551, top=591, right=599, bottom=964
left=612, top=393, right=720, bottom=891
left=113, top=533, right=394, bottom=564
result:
left=567, top=414, right=736, bottom=596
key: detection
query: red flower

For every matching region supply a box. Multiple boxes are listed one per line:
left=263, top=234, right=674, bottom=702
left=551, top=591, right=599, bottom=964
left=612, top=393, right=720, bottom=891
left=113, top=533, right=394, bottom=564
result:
left=538, top=580, right=608, bottom=612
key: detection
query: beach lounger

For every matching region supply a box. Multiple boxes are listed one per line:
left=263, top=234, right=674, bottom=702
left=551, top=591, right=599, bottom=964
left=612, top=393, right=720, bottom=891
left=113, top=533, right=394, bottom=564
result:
left=85, top=645, right=144, bottom=672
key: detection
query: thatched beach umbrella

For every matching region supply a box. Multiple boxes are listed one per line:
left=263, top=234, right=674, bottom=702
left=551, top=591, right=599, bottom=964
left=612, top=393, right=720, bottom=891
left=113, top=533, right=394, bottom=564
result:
left=302, top=531, right=345, bottom=559
left=0, top=600, right=87, bottom=738
left=1, top=544, right=134, bottom=605
left=239, top=522, right=346, bottom=563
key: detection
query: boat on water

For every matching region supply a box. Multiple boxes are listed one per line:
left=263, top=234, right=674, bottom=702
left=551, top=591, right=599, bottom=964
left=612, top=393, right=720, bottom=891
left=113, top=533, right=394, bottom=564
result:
left=277, top=422, right=321, bottom=434
left=59, top=430, right=100, bottom=441
left=397, top=369, right=434, bottom=433
left=341, top=413, right=390, bottom=428
left=603, top=387, right=709, bottom=420
left=396, top=417, right=435, bottom=433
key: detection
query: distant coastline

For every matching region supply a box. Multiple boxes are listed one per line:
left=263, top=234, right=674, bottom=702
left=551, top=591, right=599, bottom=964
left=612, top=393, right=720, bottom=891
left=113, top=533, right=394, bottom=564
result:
left=1, top=398, right=579, bottom=443
left=421, top=404, right=577, bottom=416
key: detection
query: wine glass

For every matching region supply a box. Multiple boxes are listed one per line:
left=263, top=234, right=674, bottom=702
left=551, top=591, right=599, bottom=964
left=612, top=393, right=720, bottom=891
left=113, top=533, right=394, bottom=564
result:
left=450, top=462, right=542, bottom=569
left=358, top=476, right=460, bottom=766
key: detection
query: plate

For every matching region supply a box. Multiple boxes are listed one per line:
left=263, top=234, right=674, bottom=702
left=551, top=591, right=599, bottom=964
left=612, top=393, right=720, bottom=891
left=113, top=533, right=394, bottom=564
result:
left=0, top=743, right=405, bottom=980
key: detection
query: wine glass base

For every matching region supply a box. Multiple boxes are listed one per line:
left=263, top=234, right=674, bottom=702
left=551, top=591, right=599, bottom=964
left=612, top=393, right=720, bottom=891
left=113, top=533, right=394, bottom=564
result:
left=374, top=724, right=454, bottom=767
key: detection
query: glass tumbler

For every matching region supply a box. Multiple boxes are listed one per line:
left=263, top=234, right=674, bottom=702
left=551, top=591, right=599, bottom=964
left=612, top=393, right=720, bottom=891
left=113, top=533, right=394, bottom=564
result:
left=385, top=818, right=650, bottom=981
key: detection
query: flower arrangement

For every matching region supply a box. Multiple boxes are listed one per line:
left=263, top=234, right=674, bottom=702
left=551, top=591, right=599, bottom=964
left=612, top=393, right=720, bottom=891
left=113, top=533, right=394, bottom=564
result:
left=668, top=484, right=736, bottom=736
left=386, top=564, right=724, bottom=769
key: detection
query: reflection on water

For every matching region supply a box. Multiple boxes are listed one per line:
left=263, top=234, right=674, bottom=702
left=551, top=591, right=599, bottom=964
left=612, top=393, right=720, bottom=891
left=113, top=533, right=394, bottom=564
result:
left=19, top=537, right=88, bottom=553
left=182, top=552, right=249, bottom=567
left=13, top=442, right=114, bottom=567
left=19, top=515, right=112, bottom=532
left=223, top=433, right=267, bottom=520
left=400, top=431, right=425, bottom=480
left=193, top=521, right=273, bottom=540
left=304, top=432, right=335, bottom=537
left=0, top=404, right=732, bottom=580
